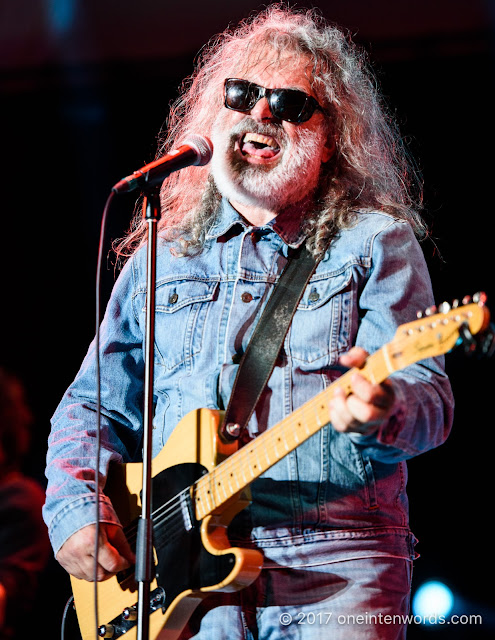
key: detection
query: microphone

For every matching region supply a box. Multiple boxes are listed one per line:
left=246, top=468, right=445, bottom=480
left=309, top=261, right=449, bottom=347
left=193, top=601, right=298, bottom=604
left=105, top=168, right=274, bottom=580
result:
left=112, top=134, right=213, bottom=194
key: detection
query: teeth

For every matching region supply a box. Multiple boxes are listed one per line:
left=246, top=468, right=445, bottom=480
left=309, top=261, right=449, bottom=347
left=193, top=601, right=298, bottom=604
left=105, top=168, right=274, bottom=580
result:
left=243, top=133, right=279, bottom=148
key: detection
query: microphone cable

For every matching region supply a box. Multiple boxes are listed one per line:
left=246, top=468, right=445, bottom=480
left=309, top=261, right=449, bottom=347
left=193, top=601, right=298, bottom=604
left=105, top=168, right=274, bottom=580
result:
left=94, top=189, right=116, bottom=638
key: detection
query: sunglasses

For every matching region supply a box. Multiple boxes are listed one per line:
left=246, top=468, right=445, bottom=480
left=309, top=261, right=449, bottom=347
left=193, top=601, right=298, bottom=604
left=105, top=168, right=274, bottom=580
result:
left=224, top=78, right=327, bottom=124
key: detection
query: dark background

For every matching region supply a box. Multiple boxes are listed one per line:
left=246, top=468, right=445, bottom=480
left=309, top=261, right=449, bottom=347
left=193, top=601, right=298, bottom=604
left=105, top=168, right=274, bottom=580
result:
left=1, top=1, right=494, bottom=638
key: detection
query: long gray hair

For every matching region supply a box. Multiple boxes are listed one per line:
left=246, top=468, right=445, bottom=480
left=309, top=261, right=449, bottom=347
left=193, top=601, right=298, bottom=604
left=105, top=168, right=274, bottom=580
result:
left=114, top=4, right=425, bottom=260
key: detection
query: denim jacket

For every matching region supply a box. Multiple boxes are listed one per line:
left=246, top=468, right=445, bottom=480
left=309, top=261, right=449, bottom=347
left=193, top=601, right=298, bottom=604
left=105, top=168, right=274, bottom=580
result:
left=44, top=199, right=454, bottom=562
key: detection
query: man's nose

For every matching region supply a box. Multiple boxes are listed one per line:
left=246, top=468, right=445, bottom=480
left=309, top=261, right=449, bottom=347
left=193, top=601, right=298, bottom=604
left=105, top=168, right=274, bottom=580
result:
left=249, top=97, right=276, bottom=121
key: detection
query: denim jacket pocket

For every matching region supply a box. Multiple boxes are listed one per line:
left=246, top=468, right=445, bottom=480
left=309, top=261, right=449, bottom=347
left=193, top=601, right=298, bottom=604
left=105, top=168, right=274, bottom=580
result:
left=151, top=279, right=218, bottom=371
left=288, top=268, right=353, bottom=365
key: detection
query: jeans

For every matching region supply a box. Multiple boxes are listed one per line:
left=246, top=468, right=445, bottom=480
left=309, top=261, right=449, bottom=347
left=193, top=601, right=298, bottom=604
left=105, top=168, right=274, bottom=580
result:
left=179, top=555, right=413, bottom=639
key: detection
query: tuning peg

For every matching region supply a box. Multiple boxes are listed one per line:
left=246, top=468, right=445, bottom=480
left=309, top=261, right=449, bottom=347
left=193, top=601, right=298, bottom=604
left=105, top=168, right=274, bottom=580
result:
left=416, top=310, right=423, bottom=319
left=462, top=295, right=472, bottom=305
left=424, top=305, right=437, bottom=316
left=438, top=301, right=451, bottom=314
left=473, top=291, right=487, bottom=305
left=452, top=299, right=460, bottom=308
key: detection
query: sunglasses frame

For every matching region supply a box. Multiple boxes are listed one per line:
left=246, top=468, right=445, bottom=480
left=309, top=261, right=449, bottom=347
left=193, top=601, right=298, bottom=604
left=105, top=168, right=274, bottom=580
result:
left=224, top=78, right=327, bottom=124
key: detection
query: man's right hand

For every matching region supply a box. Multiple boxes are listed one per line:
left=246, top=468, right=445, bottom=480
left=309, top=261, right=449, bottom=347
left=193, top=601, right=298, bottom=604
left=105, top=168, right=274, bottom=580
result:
left=56, top=523, right=135, bottom=581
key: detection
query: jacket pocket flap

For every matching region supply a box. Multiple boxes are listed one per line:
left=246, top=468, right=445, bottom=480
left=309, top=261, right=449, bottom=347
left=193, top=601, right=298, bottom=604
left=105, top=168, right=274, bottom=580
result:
left=153, top=280, right=218, bottom=313
left=298, top=269, right=352, bottom=311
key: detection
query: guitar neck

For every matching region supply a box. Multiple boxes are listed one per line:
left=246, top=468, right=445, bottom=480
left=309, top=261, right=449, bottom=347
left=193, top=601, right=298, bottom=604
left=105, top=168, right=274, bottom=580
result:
left=193, top=345, right=394, bottom=520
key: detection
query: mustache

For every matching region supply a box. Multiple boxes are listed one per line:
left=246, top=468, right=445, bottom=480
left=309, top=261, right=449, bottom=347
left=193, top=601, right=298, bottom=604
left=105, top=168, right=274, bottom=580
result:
left=227, top=118, right=288, bottom=146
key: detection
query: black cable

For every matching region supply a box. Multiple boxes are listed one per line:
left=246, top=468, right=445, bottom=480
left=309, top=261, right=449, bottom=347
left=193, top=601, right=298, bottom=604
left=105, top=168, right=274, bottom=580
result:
left=61, top=595, right=75, bottom=640
left=94, top=190, right=116, bottom=638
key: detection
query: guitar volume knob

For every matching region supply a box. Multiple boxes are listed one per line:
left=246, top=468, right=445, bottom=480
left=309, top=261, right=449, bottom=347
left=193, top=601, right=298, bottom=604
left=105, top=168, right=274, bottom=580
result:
left=123, top=606, right=137, bottom=621
left=98, top=624, right=115, bottom=638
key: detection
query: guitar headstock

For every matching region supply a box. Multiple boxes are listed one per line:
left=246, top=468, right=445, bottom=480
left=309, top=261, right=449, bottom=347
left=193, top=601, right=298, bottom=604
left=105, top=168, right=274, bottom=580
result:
left=390, top=293, right=490, bottom=368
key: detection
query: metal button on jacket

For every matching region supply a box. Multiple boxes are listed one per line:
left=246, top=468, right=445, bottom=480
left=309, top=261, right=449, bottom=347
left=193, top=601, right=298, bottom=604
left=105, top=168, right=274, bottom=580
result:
left=241, top=292, right=253, bottom=303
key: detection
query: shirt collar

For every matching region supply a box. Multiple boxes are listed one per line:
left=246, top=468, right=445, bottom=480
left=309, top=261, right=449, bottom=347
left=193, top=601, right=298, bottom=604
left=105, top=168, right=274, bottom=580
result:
left=206, top=198, right=307, bottom=249
left=205, top=198, right=246, bottom=240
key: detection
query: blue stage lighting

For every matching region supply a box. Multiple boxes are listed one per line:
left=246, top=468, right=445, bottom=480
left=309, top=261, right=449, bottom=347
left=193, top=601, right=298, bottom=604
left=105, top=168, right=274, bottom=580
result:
left=48, top=0, right=77, bottom=35
left=412, top=580, right=455, bottom=623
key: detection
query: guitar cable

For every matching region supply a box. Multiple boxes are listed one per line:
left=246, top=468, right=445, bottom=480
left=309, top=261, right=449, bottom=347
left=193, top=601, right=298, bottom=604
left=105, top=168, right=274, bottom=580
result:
left=93, top=190, right=116, bottom=638
left=60, top=594, right=75, bottom=640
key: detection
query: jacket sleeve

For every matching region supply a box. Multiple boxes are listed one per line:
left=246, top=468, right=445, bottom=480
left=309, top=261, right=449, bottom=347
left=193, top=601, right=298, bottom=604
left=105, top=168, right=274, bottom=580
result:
left=43, top=254, right=146, bottom=555
left=348, top=218, right=455, bottom=462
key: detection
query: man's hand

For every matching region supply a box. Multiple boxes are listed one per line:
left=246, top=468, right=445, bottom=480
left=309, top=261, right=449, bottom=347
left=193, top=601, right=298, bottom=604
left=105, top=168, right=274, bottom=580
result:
left=329, top=346, right=396, bottom=435
left=56, top=523, right=135, bottom=582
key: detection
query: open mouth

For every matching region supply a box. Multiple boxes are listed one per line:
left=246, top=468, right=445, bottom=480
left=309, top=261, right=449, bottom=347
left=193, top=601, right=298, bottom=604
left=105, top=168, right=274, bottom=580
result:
left=237, top=132, right=281, bottom=161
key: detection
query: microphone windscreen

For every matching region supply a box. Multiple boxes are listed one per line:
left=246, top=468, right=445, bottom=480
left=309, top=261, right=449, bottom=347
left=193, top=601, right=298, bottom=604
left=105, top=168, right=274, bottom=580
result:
left=181, top=135, right=213, bottom=166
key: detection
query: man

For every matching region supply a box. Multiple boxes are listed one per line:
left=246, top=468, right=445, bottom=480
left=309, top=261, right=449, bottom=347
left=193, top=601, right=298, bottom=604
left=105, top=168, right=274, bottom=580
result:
left=44, top=6, right=454, bottom=639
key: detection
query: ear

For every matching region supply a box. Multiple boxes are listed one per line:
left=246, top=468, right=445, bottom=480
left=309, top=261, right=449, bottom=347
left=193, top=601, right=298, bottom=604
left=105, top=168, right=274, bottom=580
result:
left=321, top=135, right=336, bottom=163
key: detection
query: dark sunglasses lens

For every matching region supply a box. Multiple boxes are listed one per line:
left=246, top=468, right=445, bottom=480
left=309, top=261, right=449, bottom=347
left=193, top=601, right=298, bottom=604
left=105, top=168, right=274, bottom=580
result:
left=225, top=80, right=319, bottom=123
left=271, top=89, right=311, bottom=123
left=225, top=80, right=253, bottom=111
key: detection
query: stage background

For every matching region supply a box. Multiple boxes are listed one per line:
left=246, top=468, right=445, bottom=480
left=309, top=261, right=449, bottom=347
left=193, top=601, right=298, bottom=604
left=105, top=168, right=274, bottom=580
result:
left=1, top=1, right=494, bottom=637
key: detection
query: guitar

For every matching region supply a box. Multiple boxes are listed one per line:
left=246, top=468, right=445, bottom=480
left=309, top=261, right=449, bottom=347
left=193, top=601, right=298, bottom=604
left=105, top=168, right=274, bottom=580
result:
left=71, top=295, right=490, bottom=640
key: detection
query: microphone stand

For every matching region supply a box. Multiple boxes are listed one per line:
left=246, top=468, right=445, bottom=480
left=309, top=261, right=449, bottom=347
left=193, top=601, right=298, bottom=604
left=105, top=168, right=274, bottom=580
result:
left=135, top=185, right=160, bottom=640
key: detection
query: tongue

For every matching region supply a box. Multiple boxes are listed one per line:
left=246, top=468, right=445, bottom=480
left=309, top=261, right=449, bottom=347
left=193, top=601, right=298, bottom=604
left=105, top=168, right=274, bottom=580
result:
left=242, top=141, right=279, bottom=158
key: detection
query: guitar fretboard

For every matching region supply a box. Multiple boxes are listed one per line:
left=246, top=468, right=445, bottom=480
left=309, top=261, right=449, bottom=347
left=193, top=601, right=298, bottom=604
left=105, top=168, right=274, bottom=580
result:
left=190, top=299, right=486, bottom=519
left=193, top=345, right=394, bottom=520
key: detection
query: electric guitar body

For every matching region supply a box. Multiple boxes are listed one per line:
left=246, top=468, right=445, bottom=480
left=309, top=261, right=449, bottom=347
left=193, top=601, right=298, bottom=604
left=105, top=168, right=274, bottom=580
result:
left=71, top=408, right=264, bottom=640
left=70, top=295, right=490, bottom=640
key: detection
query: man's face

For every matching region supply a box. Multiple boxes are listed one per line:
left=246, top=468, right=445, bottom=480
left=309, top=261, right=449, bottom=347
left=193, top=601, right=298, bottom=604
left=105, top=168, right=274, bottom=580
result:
left=209, top=51, right=334, bottom=212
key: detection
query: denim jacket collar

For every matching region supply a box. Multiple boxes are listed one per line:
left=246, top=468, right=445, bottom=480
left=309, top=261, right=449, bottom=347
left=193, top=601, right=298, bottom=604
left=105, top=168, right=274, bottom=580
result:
left=206, top=198, right=307, bottom=249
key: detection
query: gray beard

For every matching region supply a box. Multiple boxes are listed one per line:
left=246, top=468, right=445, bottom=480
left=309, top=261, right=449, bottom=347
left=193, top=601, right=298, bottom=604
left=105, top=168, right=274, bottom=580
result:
left=210, top=118, right=325, bottom=211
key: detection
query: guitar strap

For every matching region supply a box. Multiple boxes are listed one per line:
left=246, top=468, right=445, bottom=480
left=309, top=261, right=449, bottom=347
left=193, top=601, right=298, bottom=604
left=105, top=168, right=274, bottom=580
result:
left=221, top=242, right=322, bottom=440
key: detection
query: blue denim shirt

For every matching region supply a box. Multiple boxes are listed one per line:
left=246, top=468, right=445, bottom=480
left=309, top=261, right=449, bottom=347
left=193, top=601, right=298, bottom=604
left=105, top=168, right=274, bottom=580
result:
left=44, top=199, right=454, bottom=562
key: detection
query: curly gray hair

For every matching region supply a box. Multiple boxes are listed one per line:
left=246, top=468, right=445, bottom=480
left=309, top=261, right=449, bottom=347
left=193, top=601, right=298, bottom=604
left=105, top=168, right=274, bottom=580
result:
left=114, top=4, right=425, bottom=260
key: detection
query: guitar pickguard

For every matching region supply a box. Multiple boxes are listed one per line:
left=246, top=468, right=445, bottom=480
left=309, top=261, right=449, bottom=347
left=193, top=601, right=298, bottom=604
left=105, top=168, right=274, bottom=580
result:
left=151, top=463, right=237, bottom=604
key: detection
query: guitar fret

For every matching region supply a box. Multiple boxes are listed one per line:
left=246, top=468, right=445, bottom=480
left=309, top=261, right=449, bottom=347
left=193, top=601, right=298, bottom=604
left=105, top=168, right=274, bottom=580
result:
left=315, top=411, right=322, bottom=428
left=253, top=446, right=263, bottom=474
left=263, top=443, right=270, bottom=466
left=233, top=463, right=241, bottom=490
left=241, top=465, right=248, bottom=486
left=246, top=449, right=255, bottom=479
left=225, top=459, right=240, bottom=494
left=203, top=481, right=214, bottom=513
left=218, top=475, right=228, bottom=501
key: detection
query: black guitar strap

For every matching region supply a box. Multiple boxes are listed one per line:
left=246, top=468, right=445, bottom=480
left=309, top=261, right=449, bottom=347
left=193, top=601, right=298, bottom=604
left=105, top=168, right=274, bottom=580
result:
left=221, top=242, right=321, bottom=440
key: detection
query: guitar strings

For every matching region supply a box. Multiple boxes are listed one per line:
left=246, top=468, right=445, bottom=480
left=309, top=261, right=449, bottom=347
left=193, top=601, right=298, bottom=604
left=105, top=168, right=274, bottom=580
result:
left=152, top=309, right=471, bottom=527
left=123, top=381, right=343, bottom=549
left=120, top=315, right=465, bottom=551
left=121, top=349, right=383, bottom=549
left=122, top=486, right=190, bottom=545
left=186, top=332, right=419, bottom=519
